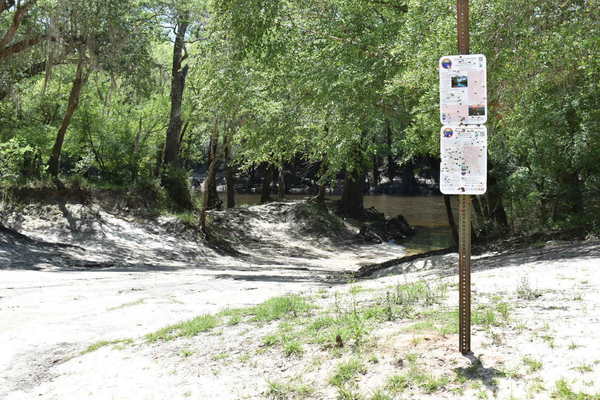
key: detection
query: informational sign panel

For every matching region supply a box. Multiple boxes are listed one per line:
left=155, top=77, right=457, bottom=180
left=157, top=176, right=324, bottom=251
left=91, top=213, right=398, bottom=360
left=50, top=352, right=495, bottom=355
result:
left=439, top=54, right=487, bottom=125
left=440, top=126, right=487, bottom=195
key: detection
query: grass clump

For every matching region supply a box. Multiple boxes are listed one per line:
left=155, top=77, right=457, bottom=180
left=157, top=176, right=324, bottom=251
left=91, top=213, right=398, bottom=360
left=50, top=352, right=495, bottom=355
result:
left=571, top=364, right=593, bottom=373
left=552, top=379, right=600, bottom=399
left=516, top=277, right=543, bottom=300
left=384, top=354, right=449, bottom=394
left=283, top=339, right=304, bottom=357
left=146, top=314, right=218, bottom=342
left=81, top=338, right=133, bottom=355
left=369, top=390, right=392, bottom=400
left=385, top=375, right=409, bottom=393
left=406, top=302, right=512, bottom=336
left=330, top=359, right=367, bottom=387
left=266, top=381, right=314, bottom=399
left=172, top=211, right=198, bottom=226
left=252, top=295, right=314, bottom=322
left=337, top=386, right=364, bottom=399
left=523, top=356, right=543, bottom=373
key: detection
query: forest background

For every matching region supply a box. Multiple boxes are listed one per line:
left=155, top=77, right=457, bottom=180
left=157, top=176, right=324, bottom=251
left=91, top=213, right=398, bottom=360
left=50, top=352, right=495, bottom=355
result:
left=0, top=0, right=598, bottom=240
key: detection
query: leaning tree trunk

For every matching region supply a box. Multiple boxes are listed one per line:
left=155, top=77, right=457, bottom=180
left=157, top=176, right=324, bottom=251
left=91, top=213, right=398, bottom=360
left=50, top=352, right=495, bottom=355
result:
left=48, top=56, right=86, bottom=177
left=200, top=126, right=220, bottom=231
left=162, top=18, right=189, bottom=169
left=224, top=133, right=236, bottom=209
left=203, top=126, right=220, bottom=211
left=339, top=168, right=365, bottom=218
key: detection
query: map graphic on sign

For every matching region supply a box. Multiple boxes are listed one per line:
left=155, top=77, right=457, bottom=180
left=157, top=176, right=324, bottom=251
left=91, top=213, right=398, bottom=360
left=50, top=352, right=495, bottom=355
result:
left=439, top=54, right=487, bottom=125
left=440, top=126, right=487, bottom=195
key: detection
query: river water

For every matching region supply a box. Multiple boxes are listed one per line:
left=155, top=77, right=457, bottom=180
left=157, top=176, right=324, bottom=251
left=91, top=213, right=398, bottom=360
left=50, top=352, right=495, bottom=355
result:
left=226, top=194, right=454, bottom=253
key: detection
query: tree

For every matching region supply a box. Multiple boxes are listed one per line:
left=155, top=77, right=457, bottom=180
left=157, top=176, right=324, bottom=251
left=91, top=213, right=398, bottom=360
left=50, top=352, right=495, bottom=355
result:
left=0, top=0, right=43, bottom=61
left=45, top=0, right=155, bottom=177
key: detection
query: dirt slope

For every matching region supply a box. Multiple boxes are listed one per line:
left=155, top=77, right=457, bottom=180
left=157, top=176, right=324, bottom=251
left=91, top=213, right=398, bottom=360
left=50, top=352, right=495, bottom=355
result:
left=0, top=200, right=405, bottom=398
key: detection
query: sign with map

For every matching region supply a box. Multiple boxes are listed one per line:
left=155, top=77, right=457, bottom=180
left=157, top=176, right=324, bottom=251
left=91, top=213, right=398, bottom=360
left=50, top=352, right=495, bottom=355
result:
left=439, top=54, right=487, bottom=125
left=440, top=126, right=487, bottom=195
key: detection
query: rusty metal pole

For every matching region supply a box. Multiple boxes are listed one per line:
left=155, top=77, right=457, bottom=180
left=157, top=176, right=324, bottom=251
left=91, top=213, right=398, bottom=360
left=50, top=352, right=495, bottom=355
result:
left=457, top=0, right=472, bottom=355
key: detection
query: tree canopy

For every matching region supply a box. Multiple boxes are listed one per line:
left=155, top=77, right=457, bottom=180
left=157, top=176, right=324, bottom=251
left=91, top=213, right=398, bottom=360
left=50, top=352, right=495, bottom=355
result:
left=1, top=0, right=598, bottom=232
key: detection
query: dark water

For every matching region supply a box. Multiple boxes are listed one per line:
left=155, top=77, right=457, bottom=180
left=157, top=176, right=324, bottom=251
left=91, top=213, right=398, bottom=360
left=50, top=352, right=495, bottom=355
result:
left=227, top=194, right=454, bottom=253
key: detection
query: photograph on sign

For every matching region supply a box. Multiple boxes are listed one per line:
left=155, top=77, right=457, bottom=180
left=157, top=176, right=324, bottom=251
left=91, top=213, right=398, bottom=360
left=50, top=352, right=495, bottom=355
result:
left=439, top=54, right=487, bottom=125
left=440, top=126, right=487, bottom=195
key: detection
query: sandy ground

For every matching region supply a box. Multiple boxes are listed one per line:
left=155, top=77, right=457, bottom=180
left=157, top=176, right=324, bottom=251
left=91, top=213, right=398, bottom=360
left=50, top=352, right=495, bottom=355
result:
left=0, top=202, right=403, bottom=398
left=1, top=202, right=599, bottom=399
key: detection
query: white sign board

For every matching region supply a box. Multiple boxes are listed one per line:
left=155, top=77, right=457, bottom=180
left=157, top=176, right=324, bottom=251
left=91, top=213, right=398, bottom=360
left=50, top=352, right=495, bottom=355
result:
left=439, top=54, right=487, bottom=125
left=440, top=126, right=487, bottom=195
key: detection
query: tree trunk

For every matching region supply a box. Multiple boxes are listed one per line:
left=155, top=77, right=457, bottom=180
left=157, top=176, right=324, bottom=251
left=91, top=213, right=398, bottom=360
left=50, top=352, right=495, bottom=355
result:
left=224, top=133, right=235, bottom=208
left=203, top=125, right=220, bottom=211
left=162, top=18, right=189, bottom=170
left=339, top=168, right=365, bottom=218
left=400, top=161, right=418, bottom=195
left=154, top=144, right=163, bottom=178
left=48, top=57, right=86, bottom=177
left=372, top=155, right=380, bottom=189
left=444, top=195, right=459, bottom=246
left=554, top=171, right=583, bottom=220
left=317, top=184, right=326, bottom=204
left=487, top=167, right=509, bottom=230
left=385, top=119, right=396, bottom=180
left=260, top=164, right=274, bottom=203
left=277, top=167, right=285, bottom=200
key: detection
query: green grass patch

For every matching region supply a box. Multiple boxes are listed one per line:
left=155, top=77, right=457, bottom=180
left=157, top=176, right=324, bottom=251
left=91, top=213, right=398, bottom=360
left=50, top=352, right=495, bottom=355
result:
left=337, top=386, right=364, bottom=399
left=384, top=354, right=449, bottom=394
left=571, top=364, right=593, bottom=374
left=283, top=339, right=304, bottom=357
left=407, top=302, right=511, bottom=336
left=266, top=381, right=314, bottom=399
left=252, top=295, right=314, bottom=322
left=386, top=375, right=409, bottom=393
left=523, top=356, right=543, bottom=373
left=330, top=359, right=366, bottom=387
left=370, top=390, right=392, bottom=400
left=146, top=314, right=219, bottom=342
left=81, top=338, right=133, bottom=355
left=552, top=379, right=600, bottom=399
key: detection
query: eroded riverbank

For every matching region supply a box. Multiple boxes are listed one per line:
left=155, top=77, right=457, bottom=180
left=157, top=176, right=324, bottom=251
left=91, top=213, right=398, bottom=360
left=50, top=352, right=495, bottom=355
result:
left=2, top=200, right=599, bottom=399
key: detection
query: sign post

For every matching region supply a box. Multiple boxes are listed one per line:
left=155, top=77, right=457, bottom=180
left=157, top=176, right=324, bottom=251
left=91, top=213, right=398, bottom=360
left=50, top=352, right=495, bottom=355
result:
left=439, top=0, right=487, bottom=355
left=458, top=195, right=471, bottom=353
left=457, top=0, right=471, bottom=355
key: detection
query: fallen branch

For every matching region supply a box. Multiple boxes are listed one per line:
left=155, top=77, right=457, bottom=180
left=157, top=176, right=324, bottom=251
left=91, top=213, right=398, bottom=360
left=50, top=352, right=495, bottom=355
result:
left=354, top=247, right=457, bottom=278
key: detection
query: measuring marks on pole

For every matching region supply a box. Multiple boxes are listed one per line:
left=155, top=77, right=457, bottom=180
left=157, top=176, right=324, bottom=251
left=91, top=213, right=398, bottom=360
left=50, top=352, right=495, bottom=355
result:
left=458, top=194, right=472, bottom=354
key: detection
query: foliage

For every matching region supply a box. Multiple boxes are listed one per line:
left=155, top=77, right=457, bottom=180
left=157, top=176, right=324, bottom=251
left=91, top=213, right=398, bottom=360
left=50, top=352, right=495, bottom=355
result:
left=0, top=0, right=598, bottom=233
